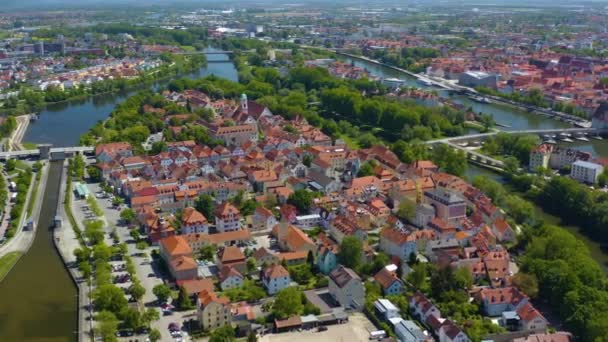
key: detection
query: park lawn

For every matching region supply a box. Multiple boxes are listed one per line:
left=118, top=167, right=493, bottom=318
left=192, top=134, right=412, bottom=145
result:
left=0, top=251, right=23, bottom=281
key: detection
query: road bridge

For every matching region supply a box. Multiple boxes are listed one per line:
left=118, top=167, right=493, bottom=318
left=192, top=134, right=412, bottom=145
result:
left=0, top=146, right=94, bottom=161
left=425, top=127, right=605, bottom=145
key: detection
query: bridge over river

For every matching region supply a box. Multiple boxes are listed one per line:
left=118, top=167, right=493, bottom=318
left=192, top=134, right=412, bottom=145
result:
left=426, top=127, right=608, bottom=169
left=0, top=145, right=93, bottom=161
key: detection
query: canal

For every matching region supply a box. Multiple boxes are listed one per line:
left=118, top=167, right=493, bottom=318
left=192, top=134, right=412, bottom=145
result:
left=0, top=161, right=77, bottom=342
left=23, top=48, right=238, bottom=147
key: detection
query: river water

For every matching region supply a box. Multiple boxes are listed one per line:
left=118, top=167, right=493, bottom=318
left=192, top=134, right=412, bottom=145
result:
left=0, top=161, right=77, bottom=342
left=0, top=49, right=238, bottom=341
left=343, top=55, right=608, bottom=271
left=23, top=48, right=238, bottom=147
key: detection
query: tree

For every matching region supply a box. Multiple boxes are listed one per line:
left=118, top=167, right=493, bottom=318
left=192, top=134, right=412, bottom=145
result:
left=129, top=282, right=146, bottom=301
left=209, top=325, right=236, bottom=342
left=141, top=308, right=160, bottom=327
left=247, top=330, right=258, bottom=342
left=287, top=189, right=314, bottom=213
left=120, top=208, right=136, bottom=224
left=129, top=229, right=141, bottom=241
left=396, top=198, right=416, bottom=222
left=199, top=244, right=216, bottom=261
left=246, top=257, right=257, bottom=274
left=150, top=141, right=168, bottom=155
left=512, top=272, right=539, bottom=299
left=357, top=161, right=376, bottom=177
left=453, top=266, right=473, bottom=290
left=407, top=263, right=428, bottom=291
left=432, top=144, right=467, bottom=177
left=152, top=284, right=171, bottom=303
left=149, top=328, right=161, bottom=342
left=112, top=196, right=125, bottom=207
left=195, top=194, right=215, bottom=222
left=272, top=287, right=304, bottom=319
left=337, top=236, right=363, bottom=270
left=136, top=241, right=149, bottom=251
left=94, top=284, right=128, bottom=314
left=96, top=311, right=119, bottom=342
left=87, top=165, right=102, bottom=182
left=176, top=285, right=194, bottom=310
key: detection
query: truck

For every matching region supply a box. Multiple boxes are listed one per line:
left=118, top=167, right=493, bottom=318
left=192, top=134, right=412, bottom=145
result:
left=369, top=330, right=387, bottom=340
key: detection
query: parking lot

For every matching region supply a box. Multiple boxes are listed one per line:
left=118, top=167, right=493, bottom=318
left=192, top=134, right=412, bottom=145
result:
left=78, top=182, right=197, bottom=342
left=259, top=314, right=376, bottom=342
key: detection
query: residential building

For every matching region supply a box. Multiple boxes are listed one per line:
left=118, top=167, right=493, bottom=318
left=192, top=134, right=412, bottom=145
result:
left=374, top=264, right=404, bottom=295
left=159, top=235, right=197, bottom=280
left=219, top=265, right=244, bottom=291
left=374, top=298, right=400, bottom=320
left=571, top=160, right=604, bottom=183
left=252, top=207, right=277, bottom=232
left=181, top=207, right=209, bottom=234
left=529, top=144, right=552, bottom=171
left=438, top=320, right=470, bottom=342
left=295, top=214, right=322, bottom=230
left=215, top=201, right=242, bottom=232
left=316, top=233, right=339, bottom=274
left=218, top=246, right=247, bottom=274
left=273, top=221, right=315, bottom=254
left=261, top=264, right=291, bottom=295
left=380, top=227, right=436, bottom=261
left=394, top=319, right=427, bottom=342
left=328, top=266, right=365, bottom=311
left=197, top=289, right=232, bottom=330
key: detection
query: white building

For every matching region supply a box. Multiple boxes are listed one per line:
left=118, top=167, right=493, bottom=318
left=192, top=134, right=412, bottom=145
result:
left=295, top=214, right=322, bottom=230
left=214, top=201, right=241, bottom=233
left=328, top=266, right=365, bottom=311
left=374, top=299, right=400, bottom=321
left=571, top=160, right=604, bottom=184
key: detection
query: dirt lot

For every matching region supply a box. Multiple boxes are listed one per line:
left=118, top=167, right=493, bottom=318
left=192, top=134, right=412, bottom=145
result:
left=259, top=313, right=376, bottom=342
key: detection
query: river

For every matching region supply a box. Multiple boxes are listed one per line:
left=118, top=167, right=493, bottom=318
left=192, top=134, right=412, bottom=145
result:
left=0, top=161, right=77, bottom=342
left=342, top=55, right=608, bottom=272
left=23, top=48, right=238, bottom=147
left=0, top=49, right=238, bottom=341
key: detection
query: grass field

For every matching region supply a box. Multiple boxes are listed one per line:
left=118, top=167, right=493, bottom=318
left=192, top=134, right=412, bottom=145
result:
left=0, top=251, right=23, bottom=281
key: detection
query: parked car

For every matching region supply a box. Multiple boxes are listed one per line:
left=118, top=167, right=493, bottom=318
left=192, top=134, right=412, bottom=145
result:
left=317, top=326, right=328, bottom=332
left=168, top=323, right=180, bottom=332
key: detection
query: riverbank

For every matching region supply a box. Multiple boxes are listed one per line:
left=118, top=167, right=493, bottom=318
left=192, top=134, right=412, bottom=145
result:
left=54, top=159, right=90, bottom=342
left=0, top=162, right=48, bottom=262
left=8, top=114, right=30, bottom=151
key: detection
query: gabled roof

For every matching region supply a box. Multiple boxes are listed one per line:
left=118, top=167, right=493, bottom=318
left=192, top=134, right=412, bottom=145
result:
left=219, top=246, right=246, bottom=263
left=215, top=201, right=240, bottom=218
left=329, top=265, right=360, bottom=288
left=182, top=207, right=208, bottom=226
left=160, top=235, right=193, bottom=257
left=263, top=264, right=289, bottom=279
left=219, top=265, right=243, bottom=282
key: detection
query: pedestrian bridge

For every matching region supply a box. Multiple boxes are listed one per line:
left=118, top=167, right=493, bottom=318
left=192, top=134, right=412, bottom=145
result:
left=0, top=146, right=94, bottom=161
left=426, top=127, right=605, bottom=145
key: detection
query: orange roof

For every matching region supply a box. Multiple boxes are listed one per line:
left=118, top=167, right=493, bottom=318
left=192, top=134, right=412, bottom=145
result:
left=170, top=255, right=197, bottom=271
left=177, top=278, right=214, bottom=295
left=219, top=265, right=243, bottom=282
left=198, top=289, right=230, bottom=307
left=263, top=264, right=289, bottom=279
left=160, top=235, right=193, bottom=257
left=215, top=201, right=240, bottom=218
left=219, top=246, right=246, bottom=263
left=374, top=266, right=400, bottom=290
left=278, top=250, right=308, bottom=261
left=183, top=229, right=251, bottom=245
left=182, top=207, right=208, bottom=226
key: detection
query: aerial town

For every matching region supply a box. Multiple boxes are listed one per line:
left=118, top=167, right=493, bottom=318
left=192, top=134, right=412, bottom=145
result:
left=0, top=1, right=607, bottom=342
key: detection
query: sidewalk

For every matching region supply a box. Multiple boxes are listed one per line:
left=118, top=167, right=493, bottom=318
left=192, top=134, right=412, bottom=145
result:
left=55, top=160, right=92, bottom=342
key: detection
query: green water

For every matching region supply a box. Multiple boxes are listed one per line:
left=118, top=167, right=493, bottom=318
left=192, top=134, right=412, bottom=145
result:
left=0, top=162, right=77, bottom=342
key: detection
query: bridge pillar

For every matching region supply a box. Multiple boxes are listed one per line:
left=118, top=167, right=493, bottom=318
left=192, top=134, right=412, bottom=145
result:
left=38, top=144, right=52, bottom=160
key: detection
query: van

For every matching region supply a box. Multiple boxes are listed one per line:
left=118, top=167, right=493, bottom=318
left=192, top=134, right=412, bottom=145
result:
left=369, top=330, right=386, bottom=340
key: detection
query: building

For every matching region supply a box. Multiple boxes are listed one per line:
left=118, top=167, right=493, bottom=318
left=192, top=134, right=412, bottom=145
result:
left=218, top=265, right=244, bottom=291
left=380, top=227, right=436, bottom=261
left=295, top=214, right=322, bottom=230
left=374, top=264, right=404, bottom=295
left=394, top=319, right=427, bottom=342
left=215, top=201, right=242, bottom=232
left=458, top=71, right=499, bottom=89
left=261, top=264, right=291, bottom=295
left=197, top=289, right=232, bottom=330
left=95, top=142, right=133, bottom=162
left=438, top=320, right=470, bottom=342
left=328, top=266, right=365, bottom=311
left=529, top=144, right=553, bottom=171
left=316, top=234, right=339, bottom=274
left=252, top=207, right=277, bottom=231
left=181, top=207, right=209, bottom=234
left=374, top=298, right=400, bottom=320
left=512, top=332, right=572, bottom=342
left=159, top=235, right=197, bottom=280
left=424, top=189, right=467, bottom=224
left=273, top=222, right=315, bottom=254
left=218, top=246, right=247, bottom=274
left=571, top=160, right=604, bottom=183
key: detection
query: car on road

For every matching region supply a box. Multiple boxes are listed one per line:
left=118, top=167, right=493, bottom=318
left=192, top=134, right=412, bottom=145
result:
left=317, top=326, right=328, bottom=332
left=168, top=322, right=180, bottom=332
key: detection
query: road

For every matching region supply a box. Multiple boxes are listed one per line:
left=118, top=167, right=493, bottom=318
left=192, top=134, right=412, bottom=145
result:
left=85, top=182, right=196, bottom=342
left=0, top=162, right=48, bottom=258
left=9, top=115, right=31, bottom=151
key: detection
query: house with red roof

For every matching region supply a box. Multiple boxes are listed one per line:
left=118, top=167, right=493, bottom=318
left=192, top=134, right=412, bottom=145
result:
left=181, top=207, right=209, bottom=234
left=261, top=264, right=291, bottom=295
left=215, top=201, right=241, bottom=232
